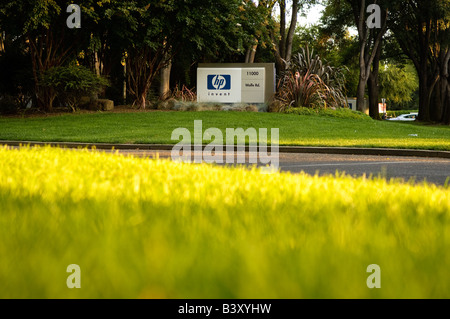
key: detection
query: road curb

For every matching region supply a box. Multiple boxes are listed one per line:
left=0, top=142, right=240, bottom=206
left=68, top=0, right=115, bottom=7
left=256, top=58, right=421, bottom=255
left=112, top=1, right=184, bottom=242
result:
left=1, top=140, right=450, bottom=159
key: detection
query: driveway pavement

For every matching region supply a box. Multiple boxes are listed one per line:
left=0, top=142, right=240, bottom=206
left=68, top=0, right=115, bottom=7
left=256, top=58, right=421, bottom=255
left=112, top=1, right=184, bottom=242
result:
left=107, top=149, right=450, bottom=186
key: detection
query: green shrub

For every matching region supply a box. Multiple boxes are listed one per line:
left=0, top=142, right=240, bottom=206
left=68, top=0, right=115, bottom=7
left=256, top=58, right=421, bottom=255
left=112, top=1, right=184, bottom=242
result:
left=40, top=65, right=109, bottom=112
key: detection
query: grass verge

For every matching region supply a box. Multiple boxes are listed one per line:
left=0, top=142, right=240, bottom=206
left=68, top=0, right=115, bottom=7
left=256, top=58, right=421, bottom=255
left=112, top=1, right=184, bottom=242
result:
left=0, top=111, right=449, bottom=150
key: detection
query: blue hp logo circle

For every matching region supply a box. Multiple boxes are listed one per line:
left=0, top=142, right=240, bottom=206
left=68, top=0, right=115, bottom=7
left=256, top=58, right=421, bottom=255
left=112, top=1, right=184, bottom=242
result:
left=207, top=74, right=231, bottom=90
left=212, top=75, right=227, bottom=90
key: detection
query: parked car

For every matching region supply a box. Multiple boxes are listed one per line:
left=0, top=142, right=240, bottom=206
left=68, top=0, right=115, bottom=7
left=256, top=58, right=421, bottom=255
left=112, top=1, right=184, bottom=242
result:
left=388, top=113, right=418, bottom=121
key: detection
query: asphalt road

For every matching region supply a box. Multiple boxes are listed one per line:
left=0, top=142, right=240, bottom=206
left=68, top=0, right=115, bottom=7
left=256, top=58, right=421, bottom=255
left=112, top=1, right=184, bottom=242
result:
left=107, top=149, right=450, bottom=186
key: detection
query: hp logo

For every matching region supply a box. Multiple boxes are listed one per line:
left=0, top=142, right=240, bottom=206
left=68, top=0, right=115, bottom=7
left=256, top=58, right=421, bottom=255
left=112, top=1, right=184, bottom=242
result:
left=207, top=75, right=231, bottom=90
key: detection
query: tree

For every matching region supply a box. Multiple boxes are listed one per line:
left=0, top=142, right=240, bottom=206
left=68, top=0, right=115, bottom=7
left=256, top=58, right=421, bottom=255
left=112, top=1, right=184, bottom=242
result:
left=225, top=0, right=276, bottom=64
left=347, top=0, right=388, bottom=118
left=379, top=63, right=419, bottom=109
left=320, top=0, right=388, bottom=119
left=389, top=0, right=450, bottom=124
left=268, top=0, right=317, bottom=72
left=0, top=0, right=102, bottom=111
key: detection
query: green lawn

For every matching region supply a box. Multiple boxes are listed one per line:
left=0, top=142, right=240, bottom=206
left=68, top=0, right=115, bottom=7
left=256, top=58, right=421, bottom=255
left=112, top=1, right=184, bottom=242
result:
left=0, top=111, right=449, bottom=150
left=0, top=146, right=449, bottom=298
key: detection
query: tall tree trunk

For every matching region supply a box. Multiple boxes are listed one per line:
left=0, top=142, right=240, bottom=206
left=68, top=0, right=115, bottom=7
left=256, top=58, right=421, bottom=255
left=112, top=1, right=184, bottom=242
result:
left=416, top=18, right=433, bottom=122
left=279, top=0, right=286, bottom=61
left=284, top=0, right=299, bottom=66
left=245, top=47, right=251, bottom=63
left=368, top=40, right=382, bottom=119
left=431, top=49, right=450, bottom=122
left=417, top=65, right=431, bottom=122
left=138, top=94, right=146, bottom=110
left=356, top=78, right=367, bottom=113
left=350, top=0, right=387, bottom=116
left=245, top=43, right=258, bottom=63
left=272, top=0, right=301, bottom=73
left=443, top=55, right=450, bottom=124
left=249, top=44, right=257, bottom=63
left=368, top=73, right=379, bottom=119
left=443, top=79, right=450, bottom=124
left=159, top=59, right=172, bottom=100
left=0, top=31, right=5, bottom=52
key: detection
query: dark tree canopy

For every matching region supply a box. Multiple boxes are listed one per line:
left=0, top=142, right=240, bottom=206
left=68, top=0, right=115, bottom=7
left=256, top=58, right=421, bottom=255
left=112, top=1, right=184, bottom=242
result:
left=0, top=0, right=448, bottom=123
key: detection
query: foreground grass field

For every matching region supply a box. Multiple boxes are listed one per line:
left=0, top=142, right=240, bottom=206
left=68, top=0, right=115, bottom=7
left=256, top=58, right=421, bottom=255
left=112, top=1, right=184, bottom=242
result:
left=0, top=111, right=449, bottom=150
left=0, top=146, right=449, bottom=298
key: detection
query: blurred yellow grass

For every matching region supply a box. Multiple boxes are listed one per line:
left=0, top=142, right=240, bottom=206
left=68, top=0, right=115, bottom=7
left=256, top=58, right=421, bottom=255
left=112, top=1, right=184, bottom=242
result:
left=0, top=146, right=449, bottom=298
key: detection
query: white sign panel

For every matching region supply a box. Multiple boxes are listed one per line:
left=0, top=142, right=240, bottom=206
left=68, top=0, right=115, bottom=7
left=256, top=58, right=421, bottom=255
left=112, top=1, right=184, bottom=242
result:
left=241, top=68, right=265, bottom=103
left=197, top=68, right=241, bottom=103
left=197, top=67, right=266, bottom=103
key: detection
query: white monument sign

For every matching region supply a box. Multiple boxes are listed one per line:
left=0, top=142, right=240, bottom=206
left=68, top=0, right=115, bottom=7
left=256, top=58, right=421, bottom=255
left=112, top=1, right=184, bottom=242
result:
left=197, top=64, right=272, bottom=104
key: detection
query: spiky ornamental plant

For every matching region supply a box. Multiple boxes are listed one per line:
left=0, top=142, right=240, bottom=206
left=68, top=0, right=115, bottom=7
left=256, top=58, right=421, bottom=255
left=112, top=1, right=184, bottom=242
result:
left=277, top=46, right=348, bottom=110
left=276, top=70, right=325, bottom=109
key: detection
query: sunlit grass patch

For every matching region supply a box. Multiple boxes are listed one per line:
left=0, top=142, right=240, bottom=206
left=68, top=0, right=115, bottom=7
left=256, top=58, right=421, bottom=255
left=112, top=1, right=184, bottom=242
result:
left=0, top=111, right=449, bottom=150
left=0, top=146, right=449, bottom=298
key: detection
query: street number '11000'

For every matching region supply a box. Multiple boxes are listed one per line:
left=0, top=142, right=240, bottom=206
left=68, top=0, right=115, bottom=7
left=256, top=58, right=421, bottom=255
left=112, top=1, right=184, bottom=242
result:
left=247, top=71, right=259, bottom=76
